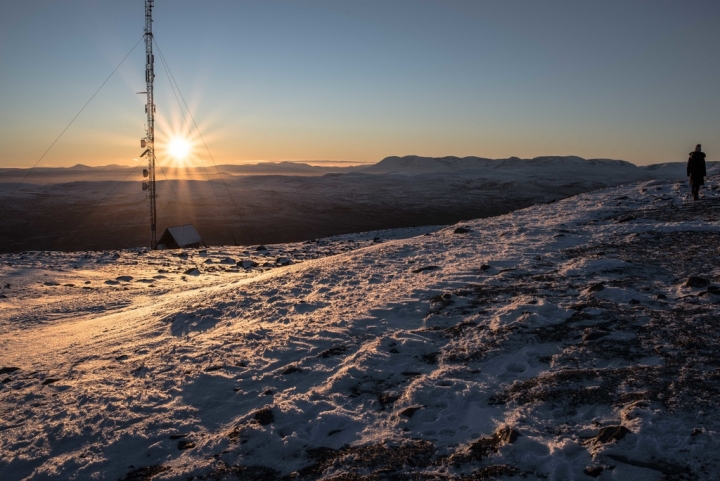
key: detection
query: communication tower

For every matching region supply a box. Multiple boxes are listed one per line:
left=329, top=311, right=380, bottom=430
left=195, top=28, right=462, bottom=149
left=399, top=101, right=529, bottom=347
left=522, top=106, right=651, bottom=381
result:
left=140, top=0, right=157, bottom=248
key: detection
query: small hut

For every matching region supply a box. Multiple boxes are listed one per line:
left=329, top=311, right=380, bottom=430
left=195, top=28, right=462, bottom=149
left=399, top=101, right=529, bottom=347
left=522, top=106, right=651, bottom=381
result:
left=157, top=225, right=205, bottom=249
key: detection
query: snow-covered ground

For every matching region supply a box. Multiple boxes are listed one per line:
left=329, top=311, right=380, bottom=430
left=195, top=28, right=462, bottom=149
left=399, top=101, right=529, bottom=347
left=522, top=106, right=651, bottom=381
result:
left=1, top=169, right=720, bottom=480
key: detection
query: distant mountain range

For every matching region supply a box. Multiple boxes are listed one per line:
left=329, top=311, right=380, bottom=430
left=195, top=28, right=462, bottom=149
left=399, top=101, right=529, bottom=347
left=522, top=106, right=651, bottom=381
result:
left=1, top=155, right=707, bottom=184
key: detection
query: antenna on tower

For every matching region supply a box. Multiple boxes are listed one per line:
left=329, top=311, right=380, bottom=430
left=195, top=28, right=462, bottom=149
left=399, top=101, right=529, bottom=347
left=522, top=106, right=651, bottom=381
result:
left=142, top=0, right=157, bottom=248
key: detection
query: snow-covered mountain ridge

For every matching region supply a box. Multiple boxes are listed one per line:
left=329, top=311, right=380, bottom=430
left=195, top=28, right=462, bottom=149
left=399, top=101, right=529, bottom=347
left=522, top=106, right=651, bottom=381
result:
left=1, top=174, right=720, bottom=480
left=362, top=155, right=640, bottom=174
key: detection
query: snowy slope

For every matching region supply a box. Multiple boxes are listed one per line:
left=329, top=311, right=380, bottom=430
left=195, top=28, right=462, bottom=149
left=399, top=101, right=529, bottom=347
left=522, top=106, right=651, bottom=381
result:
left=1, top=175, right=720, bottom=480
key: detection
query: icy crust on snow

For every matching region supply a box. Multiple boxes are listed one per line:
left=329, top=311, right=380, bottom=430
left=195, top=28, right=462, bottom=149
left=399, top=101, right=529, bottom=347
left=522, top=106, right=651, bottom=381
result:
left=1, top=178, right=720, bottom=479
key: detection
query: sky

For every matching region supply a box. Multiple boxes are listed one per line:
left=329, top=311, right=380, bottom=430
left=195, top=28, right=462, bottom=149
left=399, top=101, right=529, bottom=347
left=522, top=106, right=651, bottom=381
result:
left=0, top=0, right=719, bottom=168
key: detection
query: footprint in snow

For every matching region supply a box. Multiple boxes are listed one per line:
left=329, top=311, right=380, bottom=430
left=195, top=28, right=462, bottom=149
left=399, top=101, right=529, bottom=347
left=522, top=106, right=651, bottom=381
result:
left=294, top=301, right=325, bottom=314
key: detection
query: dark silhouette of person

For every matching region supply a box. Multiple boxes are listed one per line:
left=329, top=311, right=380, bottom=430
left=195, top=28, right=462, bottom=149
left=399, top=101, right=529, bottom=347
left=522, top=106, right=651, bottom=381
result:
left=687, top=144, right=707, bottom=201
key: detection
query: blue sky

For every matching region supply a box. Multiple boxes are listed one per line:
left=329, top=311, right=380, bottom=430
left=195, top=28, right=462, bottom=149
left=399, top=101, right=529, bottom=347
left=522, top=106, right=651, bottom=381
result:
left=1, top=0, right=718, bottom=167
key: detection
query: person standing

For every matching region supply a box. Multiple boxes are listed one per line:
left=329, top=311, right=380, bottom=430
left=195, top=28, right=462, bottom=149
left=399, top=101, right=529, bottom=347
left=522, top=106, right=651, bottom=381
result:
left=687, top=144, right=707, bottom=201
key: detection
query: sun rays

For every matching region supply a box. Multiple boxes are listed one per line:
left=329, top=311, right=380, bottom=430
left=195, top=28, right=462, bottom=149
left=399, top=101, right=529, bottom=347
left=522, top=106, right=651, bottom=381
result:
left=167, top=136, right=191, bottom=163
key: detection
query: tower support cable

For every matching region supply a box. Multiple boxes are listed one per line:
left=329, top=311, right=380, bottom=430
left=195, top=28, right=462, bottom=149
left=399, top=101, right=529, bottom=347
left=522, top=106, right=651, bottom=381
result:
left=0, top=37, right=142, bottom=208
left=154, top=45, right=239, bottom=245
left=154, top=39, right=249, bottom=245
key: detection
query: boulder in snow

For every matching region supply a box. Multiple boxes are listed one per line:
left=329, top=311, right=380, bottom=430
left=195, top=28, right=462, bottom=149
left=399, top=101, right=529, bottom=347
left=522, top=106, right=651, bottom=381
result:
left=276, top=257, right=292, bottom=266
left=685, top=276, right=710, bottom=288
left=253, top=407, right=274, bottom=425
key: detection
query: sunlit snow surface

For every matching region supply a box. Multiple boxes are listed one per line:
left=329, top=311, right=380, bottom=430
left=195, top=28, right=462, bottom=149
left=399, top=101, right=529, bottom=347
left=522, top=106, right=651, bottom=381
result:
left=2, top=174, right=720, bottom=480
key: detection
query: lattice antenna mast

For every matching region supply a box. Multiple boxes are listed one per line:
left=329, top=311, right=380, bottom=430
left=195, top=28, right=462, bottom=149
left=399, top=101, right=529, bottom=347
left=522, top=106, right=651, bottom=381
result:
left=143, top=0, right=157, bottom=248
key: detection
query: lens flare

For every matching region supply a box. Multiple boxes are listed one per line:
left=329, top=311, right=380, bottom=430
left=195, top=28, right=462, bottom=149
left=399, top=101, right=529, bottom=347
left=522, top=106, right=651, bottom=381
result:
left=167, top=137, right=191, bottom=162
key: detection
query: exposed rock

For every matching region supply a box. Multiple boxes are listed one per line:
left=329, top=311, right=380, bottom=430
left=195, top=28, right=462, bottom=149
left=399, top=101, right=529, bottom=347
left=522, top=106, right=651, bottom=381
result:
left=256, top=245, right=268, bottom=251
left=685, top=276, right=710, bottom=288
left=318, top=346, right=347, bottom=358
left=41, top=378, right=60, bottom=386
left=183, top=267, right=200, bottom=276
left=586, top=282, right=605, bottom=293
left=120, top=465, right=170, bottom=481
left=421, top=352, right=439, bottom=365
left=447, top=426, right=520, bottom=466
left=282, top=366, right=302, bottom=375
left=238, top=260, right=258, bottom=269
left=276, top=257, right=292, bottom=266
left=453, top=227, right=470, bottom=234
left=0, top=367, right=20, bottom=375
left=296, top=440, right=434, bottom=479
left=480, top=264, right=491, bottom=271
left=583, top=466, right=603, bottom=477
left=495, top=426, right=521, bottom=444
left=412, top=265, right=440, bottom=273
left=253, top=407, right=274, bottom=426
left=593, top=425, right=630, bottom=445
left=177, top=440, right=195, bottom=450
left=444, top=321, right=478, bottom=336
left=400, top=406, right=423, bottom=418
left=378, top=393, right=400, bottom=405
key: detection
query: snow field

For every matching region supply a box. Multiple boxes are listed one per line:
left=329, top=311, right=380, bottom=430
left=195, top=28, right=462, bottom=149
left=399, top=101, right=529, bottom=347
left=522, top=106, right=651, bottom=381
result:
left=1, top=173, right=720, bottom=479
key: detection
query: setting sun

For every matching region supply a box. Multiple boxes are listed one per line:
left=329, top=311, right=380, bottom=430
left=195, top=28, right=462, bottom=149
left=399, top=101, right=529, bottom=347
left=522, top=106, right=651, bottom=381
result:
left=167, top=137, right=191, bottom=161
